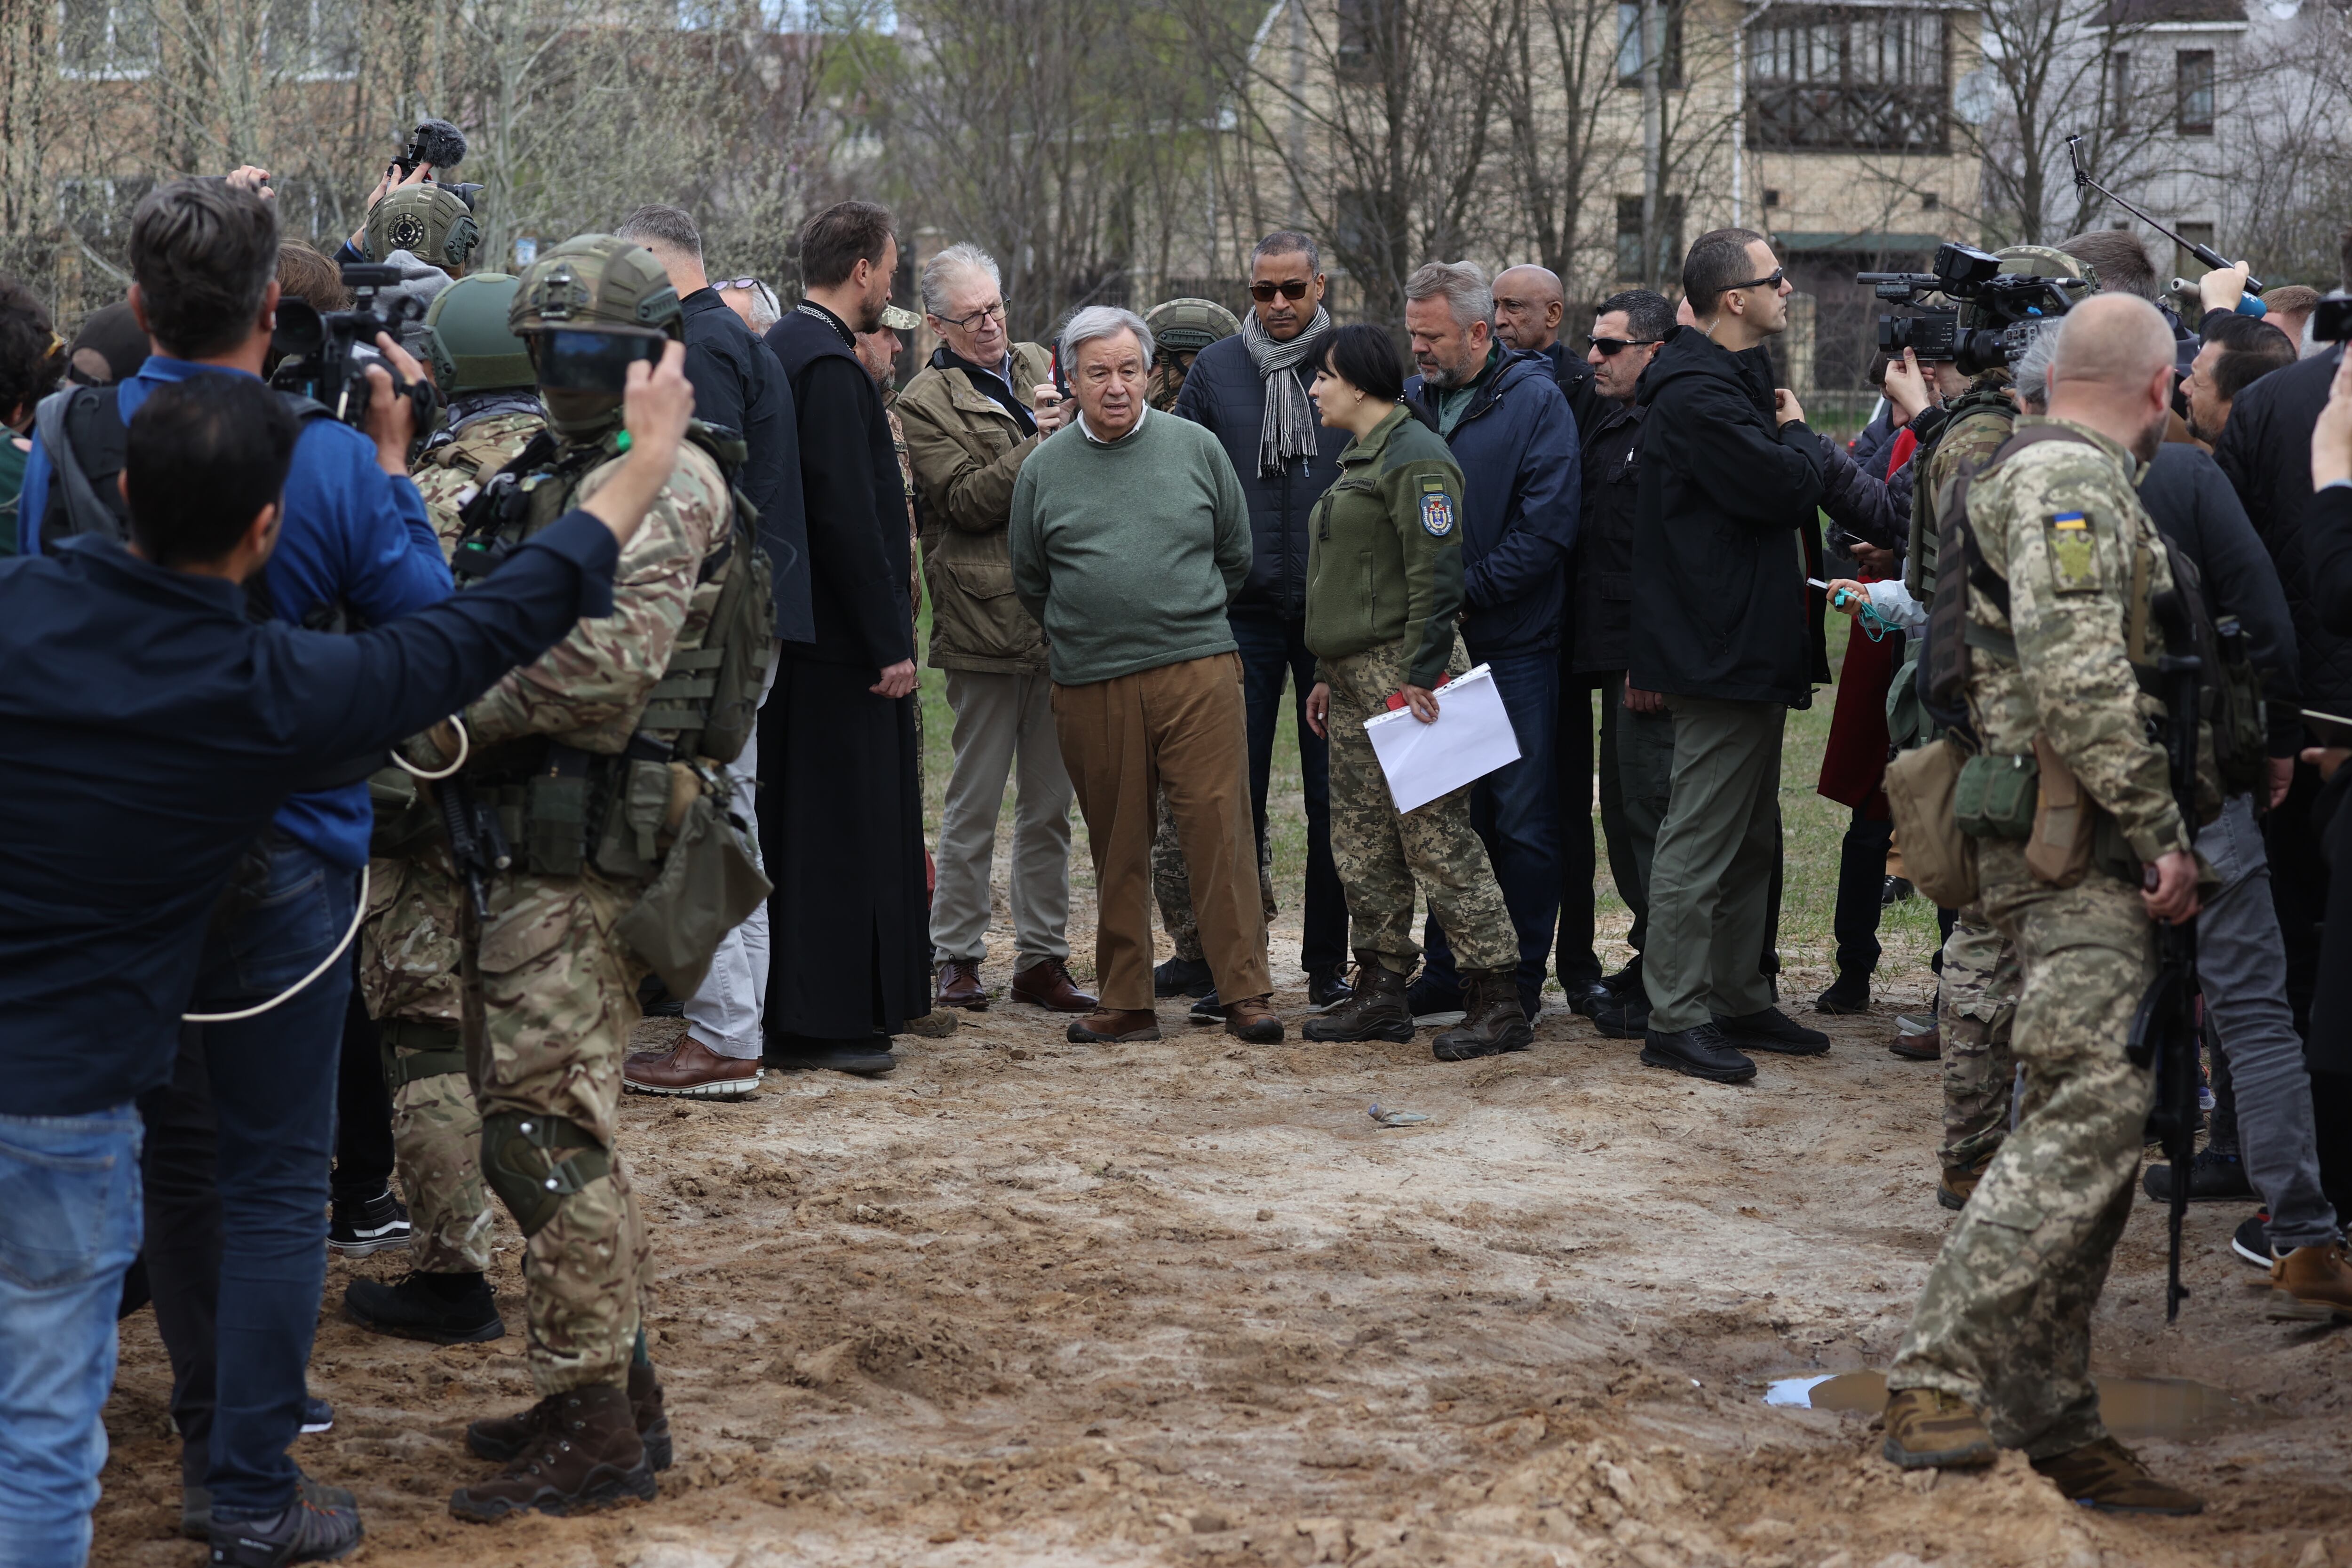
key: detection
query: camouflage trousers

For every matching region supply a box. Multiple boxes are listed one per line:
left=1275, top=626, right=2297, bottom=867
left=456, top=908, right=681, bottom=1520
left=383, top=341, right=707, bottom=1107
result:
left=1151, top=783, right=1274, bottom=964
left=1938, top=906, right=2020, bottom=1172
left=1889, top=838, right=2156, bottom=1458
left=1321, top=641, right=1514, bottom=974
left=362, top=852, right=654, bottom=1396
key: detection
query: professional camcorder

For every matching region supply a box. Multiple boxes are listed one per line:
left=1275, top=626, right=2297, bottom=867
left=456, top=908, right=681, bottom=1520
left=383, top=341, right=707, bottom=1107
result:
left=1859, top=242, right=2090, bottom=376
left=269, top=262, right=442, bottom=431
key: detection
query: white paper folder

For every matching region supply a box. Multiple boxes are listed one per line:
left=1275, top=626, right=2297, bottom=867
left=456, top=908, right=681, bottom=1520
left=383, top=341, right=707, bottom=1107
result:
left=1361, top=662, right=1520, bottom=814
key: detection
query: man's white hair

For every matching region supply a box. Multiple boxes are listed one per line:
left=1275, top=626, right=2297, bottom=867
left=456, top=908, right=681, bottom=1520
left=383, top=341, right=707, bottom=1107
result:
left=724, top=278, right=781, bottom=333
left=1060, top=305, right=1153, bottom=366
left=921, top=242, right=1002, bottom=318
left=1405, top=260, right=1494, bottom=330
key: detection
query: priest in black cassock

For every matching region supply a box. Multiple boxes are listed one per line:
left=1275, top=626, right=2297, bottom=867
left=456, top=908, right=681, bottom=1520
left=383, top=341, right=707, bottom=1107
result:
left=761, top=200, right=930, bottom=1075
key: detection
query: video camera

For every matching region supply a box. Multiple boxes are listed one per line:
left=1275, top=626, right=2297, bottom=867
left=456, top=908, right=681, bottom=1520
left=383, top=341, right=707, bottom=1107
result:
left=2315, top=292, right=2352, bottom=342
left=1859, top=241, right=2090, bottom=376
left=390, top=116, right=485, bottom=212
left=269, top=262, right=442, bottom=431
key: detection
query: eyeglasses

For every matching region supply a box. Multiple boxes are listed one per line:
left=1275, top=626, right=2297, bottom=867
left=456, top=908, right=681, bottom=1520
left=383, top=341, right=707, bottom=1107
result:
left=714, top=277, right=762, bottom=292
left=1249, top=279, right=1312, bottom=303
left=1585, top=334, right=1662, bottom=356
left=933, top=299, right=1009, bottom=332
left=1727, top=267, right=1787, bottom=292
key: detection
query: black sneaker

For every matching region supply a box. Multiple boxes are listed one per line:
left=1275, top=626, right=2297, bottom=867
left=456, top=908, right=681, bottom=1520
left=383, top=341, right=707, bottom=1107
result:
left=1814, top=972, right=1870, bottom=1015
left=1639, top=1024, right=1757, bottom=1084
left=1307, top=966, right=1353, bottom=1010
left=326, top=1188, right=412, bottom=1259
left=207, top=1473, right=361, bottom=1566
left=1404, top=975, right=1462, bottom=1018
left=343, top=1271, right=505, bottom=1345
left=1153, top=955, right=1215, bottom=998
left=1563, top=980, right=1614, bottom=1019
left=636, top=973, right=684, bottom=1018
left=2141, top=1146, right=2254, bottom=1203
left=300, top=1397, right=333, bottom=1435
left=1187, top=990, right=1223, bottom=1025
left=1590, top=993, right=1651, bottom=1039
left=2232, top=1211, right=2276, bottom=1268
left=764, top=1038, right=897, bottom=1076
left=1714, top=1006, right=1830, bottom=1056
left=1882, top=876, right=1915, bottom=907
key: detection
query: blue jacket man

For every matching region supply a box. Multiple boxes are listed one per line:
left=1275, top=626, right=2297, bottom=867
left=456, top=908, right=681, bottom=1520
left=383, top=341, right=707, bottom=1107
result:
left=1399, top=262, right=1580, bottom=1020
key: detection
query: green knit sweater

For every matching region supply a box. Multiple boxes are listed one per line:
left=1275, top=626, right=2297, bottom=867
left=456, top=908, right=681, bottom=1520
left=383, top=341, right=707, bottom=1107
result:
left=1009, top=407, right=1253, bottom=685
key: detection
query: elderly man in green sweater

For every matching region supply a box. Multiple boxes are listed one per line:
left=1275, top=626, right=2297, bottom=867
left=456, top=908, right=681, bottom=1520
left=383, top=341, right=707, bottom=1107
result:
left=1010, top=305, right=1280, bottom=1044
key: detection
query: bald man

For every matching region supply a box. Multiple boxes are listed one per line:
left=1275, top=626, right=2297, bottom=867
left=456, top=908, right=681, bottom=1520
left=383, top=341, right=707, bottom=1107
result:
left=1493, top=264, right=1599, bottom=430
left=1880, top=295, right=2208, bottom=1514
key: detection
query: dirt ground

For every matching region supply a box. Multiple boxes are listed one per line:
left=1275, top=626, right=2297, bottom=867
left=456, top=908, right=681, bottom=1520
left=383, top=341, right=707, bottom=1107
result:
left=95, top=922, right=2352, bottom=1568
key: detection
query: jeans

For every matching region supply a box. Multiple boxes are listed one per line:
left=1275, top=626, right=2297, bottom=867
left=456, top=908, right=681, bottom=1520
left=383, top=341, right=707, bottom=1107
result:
left=179, top=833, right=359, bottom=1519
left=1421, top=647, right=1563, bottom=1011
left=1230, top=607, right=1348, bottom=972
left=686, top=643, right=780, bottom=1059
left=0, top=1106, right=143, bottom=1568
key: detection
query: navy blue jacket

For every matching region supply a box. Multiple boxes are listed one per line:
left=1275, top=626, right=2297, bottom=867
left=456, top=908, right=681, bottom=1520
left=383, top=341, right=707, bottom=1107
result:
left=0, top=515, right=620, bottom=1117
left=680, top=287, right=811, bottom=642
left=17, top=356, right=452, bottom=870
left=1405, top=348, right=1581, bottom=661
left=1172, top=332, right=1352, bottom=619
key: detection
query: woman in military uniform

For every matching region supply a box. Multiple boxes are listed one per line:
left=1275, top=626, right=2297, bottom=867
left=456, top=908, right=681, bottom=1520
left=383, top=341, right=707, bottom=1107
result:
left=1299, top=324, right=1528, bottom=1062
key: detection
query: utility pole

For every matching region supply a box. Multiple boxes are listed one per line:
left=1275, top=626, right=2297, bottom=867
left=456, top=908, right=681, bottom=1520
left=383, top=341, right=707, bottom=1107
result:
left=1640, top=0, right=1664, bottom=289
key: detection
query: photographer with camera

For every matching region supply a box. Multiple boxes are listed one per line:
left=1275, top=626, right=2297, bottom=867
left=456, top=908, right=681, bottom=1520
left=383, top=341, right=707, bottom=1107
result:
left=13, top=177, right=458, bottom=1559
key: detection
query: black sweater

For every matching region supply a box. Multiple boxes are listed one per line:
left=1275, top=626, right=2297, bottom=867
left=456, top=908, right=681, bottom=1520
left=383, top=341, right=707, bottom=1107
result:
left=2214, top=345, right=2351, bottom=708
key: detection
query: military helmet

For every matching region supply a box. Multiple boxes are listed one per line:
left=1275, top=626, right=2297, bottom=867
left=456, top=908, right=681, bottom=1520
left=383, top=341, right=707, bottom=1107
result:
left=364, top=183, right=480, bottom=271
left=1144, top=297, right=1241, bottom=354
left=422, top=272, right=532, bottom=394
left=1994, top=244, right=2096, bottom=292
left=508, top=234, right=681, bottom=339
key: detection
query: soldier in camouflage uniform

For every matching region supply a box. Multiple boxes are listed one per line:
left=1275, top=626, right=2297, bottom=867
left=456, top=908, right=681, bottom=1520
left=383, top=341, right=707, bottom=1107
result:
left=371, top=236, right=744, bottom=1521
left=1881, top=295, right=2209, bottom=1515
left=1296, top=326, right=1527, bottom=1062
left=348, top=273, right=547, bottom=1342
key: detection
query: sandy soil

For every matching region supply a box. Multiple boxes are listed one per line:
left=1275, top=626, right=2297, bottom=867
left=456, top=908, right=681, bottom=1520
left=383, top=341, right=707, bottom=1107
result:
left=95, top=929, right=2352, bottom=1568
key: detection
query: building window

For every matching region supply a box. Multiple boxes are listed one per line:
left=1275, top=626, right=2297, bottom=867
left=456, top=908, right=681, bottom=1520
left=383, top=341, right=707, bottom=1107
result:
left=58, top=176, right=156, bottom=240
left=1748, top=6, right=1949, bottom=152
left=1763, top=187, right=1782, bottom=208
left=2175, top=221, right=2216, bottom=280
left=1921, top=191, right=1939, bottom=209
left=58, top=0, right=157, bottom=76
left=264, top=0, right=361, bottom=77
left=2108, top=52, right=2130, bottom=134
left=1614, top=194, right=1685, bottom=283
left=1615, top=0, right=1684, bottom=88
left=2175, top=50, right=2214, bottom=135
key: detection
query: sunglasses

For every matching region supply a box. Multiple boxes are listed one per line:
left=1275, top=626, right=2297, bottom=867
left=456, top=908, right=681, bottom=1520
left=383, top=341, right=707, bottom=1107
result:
left=1585, top=334, right=1662, bottom=356
left=1728, top=267, right=1787, bottom=292
left=1249, top=279, right=1312, bottom=302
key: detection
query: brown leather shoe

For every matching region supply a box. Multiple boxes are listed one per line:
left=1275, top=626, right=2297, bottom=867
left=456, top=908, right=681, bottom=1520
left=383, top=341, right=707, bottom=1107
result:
left=1889, top=1019, right=1941, bottom=1060
left=1938, top=1153, right=1994, bottom=1211
left=935, top=958, right=989, bottom=1011
left=1010, top=957, right=1098, bottom=1013
left=2270, top=1240, right=2352, bottom=1319
left=2031, top=1436, right=2203, bottom=1515
left=1067, top=1008, right=1161, bottom=1043
left=448, top=1384, right=654, bottom=1522
left=1224, top=994, right=1283, bottom=1044
left=622, top=1035, right=760, bottom=1100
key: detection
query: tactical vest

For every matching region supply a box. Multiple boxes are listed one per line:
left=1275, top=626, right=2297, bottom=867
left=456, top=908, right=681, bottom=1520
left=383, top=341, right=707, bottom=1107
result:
left=1903, top=384, right=2017, bottom=605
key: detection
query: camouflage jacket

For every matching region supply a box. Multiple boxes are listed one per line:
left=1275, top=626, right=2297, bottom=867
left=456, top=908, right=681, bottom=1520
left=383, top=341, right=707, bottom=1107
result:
left=1905, top=384, right=2016, bottom=604
left=413, top=409, right=546, bottom=556
left=1963, top=416, right=2196, bottom=864
left=463, top=438, right=734, bottom=755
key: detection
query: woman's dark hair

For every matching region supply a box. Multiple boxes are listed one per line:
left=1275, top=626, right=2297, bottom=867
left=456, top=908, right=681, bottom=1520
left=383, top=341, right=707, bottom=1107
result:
left=1321, top=321, right=1405, bottom=404
left=0, top=273, right=59, bottom=424
left=125, top=376, right=299, bottom=567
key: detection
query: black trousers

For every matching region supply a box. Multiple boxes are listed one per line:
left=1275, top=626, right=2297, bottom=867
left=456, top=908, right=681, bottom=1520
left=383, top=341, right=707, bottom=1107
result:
left=1833, top=800, right=1894, bottom=982
left=330, top=975, right=394, bottom=1208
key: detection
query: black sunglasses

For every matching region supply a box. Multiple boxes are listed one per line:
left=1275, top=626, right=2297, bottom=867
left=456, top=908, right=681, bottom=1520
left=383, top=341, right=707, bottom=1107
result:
left=1727, top=267, right=1787, bottom=292
left=1249, top=279, right=1312, bottom=302
left=1585, top=334, right=1662, bottom=356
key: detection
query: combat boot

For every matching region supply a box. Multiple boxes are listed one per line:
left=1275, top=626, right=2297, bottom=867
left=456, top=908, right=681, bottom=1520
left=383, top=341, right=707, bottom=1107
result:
left=1880, top=1388, right=1995, bottom=1469
left=2031, top=1437, right=2203, bottom=1515
left=468, top=1357, right=673, bottom=1472
left=1937, top=1153, right=1994, bottom=1211
left=1431, top=971, right=1532, bottom=1062
left=343, top=1270, right=504, bottom=1345
left=449, top=1384, right=654, bottom=1522
left=1302, top=959, right=1413, bottom=1043
left=2269, top=1240, right=2352, bottom=1320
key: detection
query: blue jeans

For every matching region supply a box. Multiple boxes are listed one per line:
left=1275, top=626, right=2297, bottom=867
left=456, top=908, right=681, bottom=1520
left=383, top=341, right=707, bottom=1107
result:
left=181, top=834, right=358, bottom=1519
left=0, top=1106, right=143, bottom=1568
left=1421, top=647, right=1563, bottom=1011
left=1229, top=607, right=1349, bottom=972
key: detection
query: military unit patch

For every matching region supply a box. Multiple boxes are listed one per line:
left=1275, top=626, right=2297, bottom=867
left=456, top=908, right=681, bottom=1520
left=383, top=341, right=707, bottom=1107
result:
left=1419, top=486, right=1455, bottom=538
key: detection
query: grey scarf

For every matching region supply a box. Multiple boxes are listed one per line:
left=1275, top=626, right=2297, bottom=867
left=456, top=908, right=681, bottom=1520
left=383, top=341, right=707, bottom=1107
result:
left=1241, top=305, right=1331, bottom=476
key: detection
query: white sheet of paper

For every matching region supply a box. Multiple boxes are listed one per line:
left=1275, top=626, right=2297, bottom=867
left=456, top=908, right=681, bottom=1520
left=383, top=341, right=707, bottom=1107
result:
left=1361, top=662, right=1521, bottom=814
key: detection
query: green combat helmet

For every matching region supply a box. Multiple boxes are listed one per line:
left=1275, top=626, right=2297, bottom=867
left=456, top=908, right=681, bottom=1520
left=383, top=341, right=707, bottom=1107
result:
left=422, top=272, right=532, bottom=394
left=363, top=183, right=481, bottom=272
left=509, top=234, right=681, bottom=439
left=1144, top=296, right=1241, bottom=353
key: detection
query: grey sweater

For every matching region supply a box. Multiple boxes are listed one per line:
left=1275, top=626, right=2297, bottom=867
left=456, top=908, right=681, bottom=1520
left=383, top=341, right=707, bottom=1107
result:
left=1009, top=407, right=1253, bottom=685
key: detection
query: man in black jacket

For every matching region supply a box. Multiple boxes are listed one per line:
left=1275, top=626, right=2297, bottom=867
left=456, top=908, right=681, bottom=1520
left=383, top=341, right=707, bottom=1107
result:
left=761, top=202, right=929, bottom=1075
left=1172, top=231, right=1353, bottom=1006
left=1628, top=229, right=1830, bottom=1084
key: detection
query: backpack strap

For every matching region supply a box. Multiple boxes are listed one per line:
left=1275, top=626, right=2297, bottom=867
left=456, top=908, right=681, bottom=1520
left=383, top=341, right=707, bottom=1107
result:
left=35, top=385, right=132, bottom=549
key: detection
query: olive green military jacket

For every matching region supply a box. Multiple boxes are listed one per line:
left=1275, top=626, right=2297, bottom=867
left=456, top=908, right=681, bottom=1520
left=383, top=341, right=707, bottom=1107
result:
left=1303, top=404, right=1466, bottom=690
left=898, top=341, right=1055, bottom=675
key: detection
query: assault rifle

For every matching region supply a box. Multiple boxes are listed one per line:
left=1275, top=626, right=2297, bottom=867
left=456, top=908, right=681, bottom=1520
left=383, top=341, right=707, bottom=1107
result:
left=435, top=773, right=512, bottom=921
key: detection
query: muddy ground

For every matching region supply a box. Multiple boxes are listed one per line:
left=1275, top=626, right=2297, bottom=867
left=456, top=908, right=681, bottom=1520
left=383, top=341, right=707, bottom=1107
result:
left=95, top=930, right=2352, bottom=1568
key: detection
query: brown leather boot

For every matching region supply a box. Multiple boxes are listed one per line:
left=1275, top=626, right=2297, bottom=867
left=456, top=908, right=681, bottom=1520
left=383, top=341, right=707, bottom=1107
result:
left=1010, top=957, right=1098, bottom=1013
left=1938, top=1153, right=1994, bottom=1211
left=1880, top=1387, right=1995, bottom=1469
left=1302, top=959, right=1413, bottom=1042
left=1431, top=971, right=1531, bottom=1061
left=1067, top=1007, right=1161, bottom=1043
left=935, top=958, right=988, bottom=1010
left=2031, top=1436, right=2203, bottom=1515
left=448, top=1384, right=654, bottom=1522
left=467, top=1362, right=672, bottom=1472
left=2270, top=1240, right=2352, bottom=1320
left=621, top=1035, right=760, bottom=1099
left=1223, top=994, right=1283, bottom=1044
